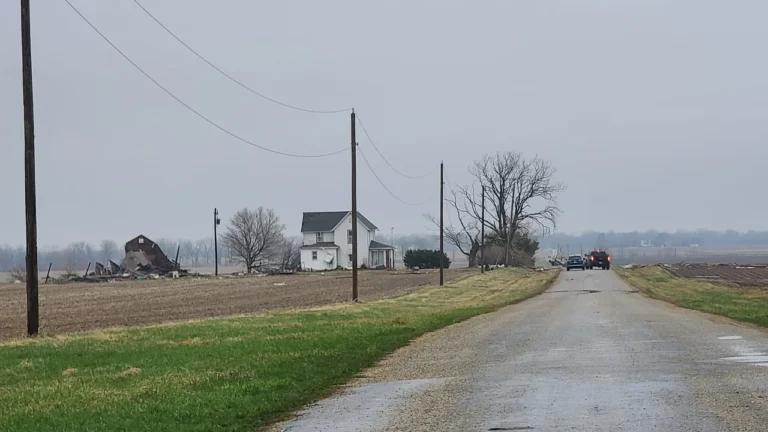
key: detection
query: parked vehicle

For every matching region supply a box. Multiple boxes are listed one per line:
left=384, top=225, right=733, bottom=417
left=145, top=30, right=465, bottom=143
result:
left=566, top=254, right=586, bottom=271
left=587, top=250, right=611, bottom=270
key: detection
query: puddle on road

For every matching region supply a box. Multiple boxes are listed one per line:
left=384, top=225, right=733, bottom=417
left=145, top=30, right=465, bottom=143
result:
left=721, top=353, right=768, bottom=363
left=718, top=336, right=743, bottom=340
left=718, top=342, right=768, bottom=367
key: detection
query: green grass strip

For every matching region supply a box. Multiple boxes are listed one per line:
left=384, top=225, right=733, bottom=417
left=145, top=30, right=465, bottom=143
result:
left=0, top=268, right=557, bottom=432
left=617, top=266, right=768, bottom=328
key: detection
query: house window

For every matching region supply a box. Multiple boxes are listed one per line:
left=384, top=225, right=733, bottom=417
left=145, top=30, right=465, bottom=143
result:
left=312, top=251, right=318, bottom=260
left=316, top=232, right=323, bottom=243
left=347, top=230, right=353, bottom=244
left=348, top=254, right=353, bottom=263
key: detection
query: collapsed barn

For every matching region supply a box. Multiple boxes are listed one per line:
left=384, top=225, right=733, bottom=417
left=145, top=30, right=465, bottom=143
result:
left=53, top=235, right=187, bottom=283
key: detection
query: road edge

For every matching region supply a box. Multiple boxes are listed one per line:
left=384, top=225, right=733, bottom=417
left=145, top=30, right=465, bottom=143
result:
left=614, top=267, right=768, bottom=333
left=262, top=268, right=561, bottom=431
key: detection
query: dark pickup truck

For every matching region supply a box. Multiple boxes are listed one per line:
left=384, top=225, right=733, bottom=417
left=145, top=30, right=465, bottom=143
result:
left=587, top=250, right=611, bottom=270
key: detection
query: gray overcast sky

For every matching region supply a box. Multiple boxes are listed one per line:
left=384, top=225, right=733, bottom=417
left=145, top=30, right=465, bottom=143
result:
left=2, top=0, right=767, bottom=247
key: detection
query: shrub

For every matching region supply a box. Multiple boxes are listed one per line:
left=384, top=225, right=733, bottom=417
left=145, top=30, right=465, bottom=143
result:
left=402, top=249, right=451, bottom=269
left=10, top=265, right=26, bottom=282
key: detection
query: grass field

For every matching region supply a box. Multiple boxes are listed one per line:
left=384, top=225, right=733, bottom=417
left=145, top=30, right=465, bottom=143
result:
left=0, top=268, right=474, bottom=340
left=0, top=268, right=558, bottom=432
left=616, top=266, right=768, bottom=328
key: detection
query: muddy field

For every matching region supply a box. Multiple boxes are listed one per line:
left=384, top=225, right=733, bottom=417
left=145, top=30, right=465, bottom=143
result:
left=666, top=264, right=768, bottom=288
left=0, top=268, right=475, bottom=341
left=604, top=246, right=768, bottom=266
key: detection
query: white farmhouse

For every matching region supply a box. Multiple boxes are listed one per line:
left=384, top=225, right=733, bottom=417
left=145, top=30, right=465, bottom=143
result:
left=299, top=211, right=395, bottom=271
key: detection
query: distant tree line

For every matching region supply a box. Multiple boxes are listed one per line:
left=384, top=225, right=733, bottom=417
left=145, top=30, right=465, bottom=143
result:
left=539, top=229, right=768, bottom=250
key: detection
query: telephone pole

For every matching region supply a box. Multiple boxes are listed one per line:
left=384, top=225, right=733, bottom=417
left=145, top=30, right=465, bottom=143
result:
left=480, top=185, right=485, bottom=273
left=351, top=109, right=359, bottom=301
left=213, top=208, right=220, bottom=276
left=505, top=196, right=514, bottom=265
left=20, top=0, right=39, bottom=336
left=439, top=162, right=444, bottom=285
left=390, top=226, right=396, bottom=269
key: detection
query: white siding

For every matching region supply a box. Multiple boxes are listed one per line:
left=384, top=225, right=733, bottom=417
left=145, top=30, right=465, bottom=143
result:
left=303, top=232, right=316, bottom=245
left=332, top=214, right=374, bottom=269
left=303, top=231, right=335, bottom=245
left=300, top=248, right=337, bottom=271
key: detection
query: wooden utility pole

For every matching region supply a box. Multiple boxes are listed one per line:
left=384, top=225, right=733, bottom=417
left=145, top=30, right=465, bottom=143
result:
left=504, top=212, right=511, bottom=266
left=351, top=109, right=359, bottom=301
left=20, top=0, right=39, bottom=336
left=481, top=185, right=485, bottom=273
left=214, top=208, right=220, bottom=276
left=439, top=162, right=444, bottom=285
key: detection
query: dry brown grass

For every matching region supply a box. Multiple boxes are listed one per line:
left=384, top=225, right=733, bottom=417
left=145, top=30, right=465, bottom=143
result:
left=121, top=367, right=142, bottom=376
left=61, top=368, right=77, bottom=376
left=0, top=268, right=474, bottom=340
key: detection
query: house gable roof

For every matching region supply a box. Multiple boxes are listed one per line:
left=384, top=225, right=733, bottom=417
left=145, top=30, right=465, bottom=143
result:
left=301, top=211, right=377, bottom=232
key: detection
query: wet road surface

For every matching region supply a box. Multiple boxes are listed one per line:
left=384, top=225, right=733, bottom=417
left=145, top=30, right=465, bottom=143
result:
left=276, top=270, right=768, bottom=431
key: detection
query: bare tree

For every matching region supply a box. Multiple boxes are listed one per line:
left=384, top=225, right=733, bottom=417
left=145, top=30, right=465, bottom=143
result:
left=100, top=239, right=118, bottom=264
left=276, top=237, right=302, bottom=271
left=0, top=246, right=24, bottom=272
left=179, top=239, right=199, bottom=267
left=10, top=265, right=26, bottom=282
left=197, top=238, right=213, bottom=266
left=155, top=238, right=179, bottom=261
left=425, top=213, right=481, bottom=267
left=222, top=207, right=286, bottom=272
left=62, top=258, right=78, bottom=278
left=67, top=242, right=95, bottom=265
left=428, top=152, right=564, bottom=266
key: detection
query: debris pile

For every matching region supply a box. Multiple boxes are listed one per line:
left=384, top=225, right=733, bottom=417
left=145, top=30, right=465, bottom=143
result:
left=118, top=235, right=188, bottom=277
left=47, top=234, right=191, bottom=284
left=548, top=258, right=564, bottom=267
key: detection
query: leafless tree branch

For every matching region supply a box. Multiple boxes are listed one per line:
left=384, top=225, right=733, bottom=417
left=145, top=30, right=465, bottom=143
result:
left=450, top=152, right=565, bottom=263
left=221, top=207, right=286, bottom=272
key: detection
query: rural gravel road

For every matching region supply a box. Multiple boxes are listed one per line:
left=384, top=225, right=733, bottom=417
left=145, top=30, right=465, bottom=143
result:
left=273, top=270, right=768, bottom=431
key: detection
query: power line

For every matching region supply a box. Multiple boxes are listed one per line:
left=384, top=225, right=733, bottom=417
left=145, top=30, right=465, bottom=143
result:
left=355, top=114, right=432, bottom=179
left=358, top=146, right=427, bottom=206
left=131, top=0, right=350, bottom=115
left=63, top=0, right=347, bottom=159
